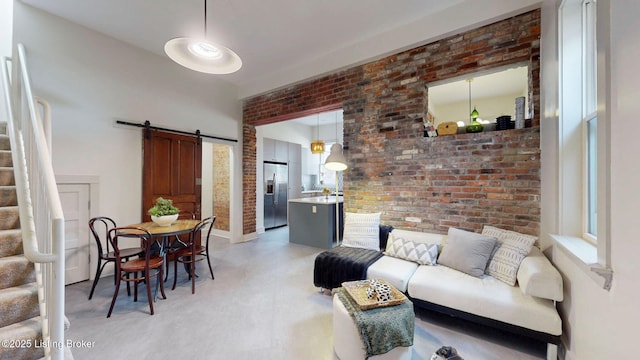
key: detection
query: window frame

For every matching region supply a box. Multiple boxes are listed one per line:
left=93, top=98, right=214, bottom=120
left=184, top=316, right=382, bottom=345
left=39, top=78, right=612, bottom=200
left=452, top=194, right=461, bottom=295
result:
left=556, top=0, right=611, bottom=288
left=582, top=0, right=598, bottom=243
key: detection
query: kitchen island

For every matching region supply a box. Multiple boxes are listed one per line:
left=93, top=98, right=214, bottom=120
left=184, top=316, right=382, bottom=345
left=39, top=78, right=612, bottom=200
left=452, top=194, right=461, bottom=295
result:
left=288, top=196, right=343, bottom=249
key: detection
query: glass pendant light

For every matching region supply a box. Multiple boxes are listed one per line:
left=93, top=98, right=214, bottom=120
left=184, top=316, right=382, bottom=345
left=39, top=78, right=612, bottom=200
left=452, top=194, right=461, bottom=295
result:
left=466, top=78, right=483, bottom=133
left=310, top=114, right=325, bottom=154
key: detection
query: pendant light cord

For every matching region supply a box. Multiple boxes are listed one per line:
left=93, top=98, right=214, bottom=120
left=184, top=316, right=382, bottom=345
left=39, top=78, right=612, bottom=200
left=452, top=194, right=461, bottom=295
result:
left=335, top=112, right=338, bottom=142
left=204, top=0, right=208, bottom=38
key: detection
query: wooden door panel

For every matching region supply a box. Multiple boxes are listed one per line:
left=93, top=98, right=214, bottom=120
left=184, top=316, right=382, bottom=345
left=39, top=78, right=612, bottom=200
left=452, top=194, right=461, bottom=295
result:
left=143, top=130, right=202, bottom=222
left=176, top=140, right=197, bottom=195
left=151, top=137, right=173, bottom=194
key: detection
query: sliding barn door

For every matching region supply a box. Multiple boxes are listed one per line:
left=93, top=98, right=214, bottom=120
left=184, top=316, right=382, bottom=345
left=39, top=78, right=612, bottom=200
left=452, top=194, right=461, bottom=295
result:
left=142, top=130, right=202, bottom=221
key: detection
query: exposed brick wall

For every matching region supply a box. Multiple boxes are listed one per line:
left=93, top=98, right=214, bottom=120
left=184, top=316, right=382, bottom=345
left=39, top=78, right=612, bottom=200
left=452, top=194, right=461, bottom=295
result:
left=213, top=144, right=230, bottom=231
left=242, top=124, right=257, bottom=234
left=243, top=9, right=541, bottom=236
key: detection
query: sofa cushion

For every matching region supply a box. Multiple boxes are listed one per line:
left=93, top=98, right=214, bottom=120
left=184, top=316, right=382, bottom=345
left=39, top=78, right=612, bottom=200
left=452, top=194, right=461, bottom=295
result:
left=342, top=212, right=381, bottom=251
left=482, top=225, right=537, bottom=286
left=517, top=246, right=564, bottom=301
left=407, top=265, right=562, bottom=336
left=385, top=236, right=438, bottom=265
left=367, top=256, right=418, bottom=293
left=438, top=227, right=497, bottom=278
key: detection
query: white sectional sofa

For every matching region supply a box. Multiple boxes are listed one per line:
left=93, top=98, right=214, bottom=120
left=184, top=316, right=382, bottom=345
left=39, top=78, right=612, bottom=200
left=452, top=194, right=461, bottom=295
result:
left=365, top=229, right=563, bottom=360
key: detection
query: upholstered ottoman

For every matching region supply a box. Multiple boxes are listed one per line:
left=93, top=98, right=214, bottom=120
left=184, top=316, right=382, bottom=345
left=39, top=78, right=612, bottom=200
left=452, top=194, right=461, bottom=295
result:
left=333, top=289, right=413, bottom=360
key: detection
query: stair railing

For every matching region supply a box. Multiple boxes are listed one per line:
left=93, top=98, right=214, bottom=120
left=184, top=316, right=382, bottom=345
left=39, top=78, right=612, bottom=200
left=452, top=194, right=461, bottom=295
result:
left=1, top=44, right=65, bottom=360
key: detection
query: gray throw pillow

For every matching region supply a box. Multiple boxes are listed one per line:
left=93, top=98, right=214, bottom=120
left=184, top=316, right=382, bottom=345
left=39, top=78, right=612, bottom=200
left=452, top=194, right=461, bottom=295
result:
left=438, top=227, right=498, bottom=277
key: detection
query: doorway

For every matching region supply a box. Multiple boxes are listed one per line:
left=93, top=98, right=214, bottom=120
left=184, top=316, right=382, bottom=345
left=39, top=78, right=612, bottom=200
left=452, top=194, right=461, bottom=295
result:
left=59, top=183, right=89, bottom=285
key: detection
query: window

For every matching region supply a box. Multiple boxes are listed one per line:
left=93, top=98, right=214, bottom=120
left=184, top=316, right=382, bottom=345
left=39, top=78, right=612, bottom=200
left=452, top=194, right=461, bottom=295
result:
left=557, top=0, right=611, bottom=287
left=583, top=0, right=597, bottom=241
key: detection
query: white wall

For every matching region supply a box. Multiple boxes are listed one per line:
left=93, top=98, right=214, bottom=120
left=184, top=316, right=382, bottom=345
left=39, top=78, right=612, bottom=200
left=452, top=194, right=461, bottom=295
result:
left=540, top=0, right=640, bottom=358
left=239, top=0, right=542, bottom=98
left=0, top=0, right=13, bottom=121
left=12, top=3, right=242, bottom=234
left=432, top=93, right=524, bottom=125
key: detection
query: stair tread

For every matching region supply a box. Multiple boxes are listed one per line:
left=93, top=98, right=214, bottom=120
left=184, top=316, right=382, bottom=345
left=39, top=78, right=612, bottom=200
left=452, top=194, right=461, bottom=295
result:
left=0, top=255, right=35, bottom=290
left=0, top=282, right=38, bottom=296
left=0, top=316, right=42, bottom=337
left=0, top=283, right=39, bottom=329
left=0, top=254, right=31, bottom=262
left=0, top=228, right=22, bottom=236
left=0, top=228, right=23, bottom=256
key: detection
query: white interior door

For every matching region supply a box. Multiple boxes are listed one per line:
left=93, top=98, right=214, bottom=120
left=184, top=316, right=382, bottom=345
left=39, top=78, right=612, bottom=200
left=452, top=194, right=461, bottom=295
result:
left=59, top=183, right=90, bottom=285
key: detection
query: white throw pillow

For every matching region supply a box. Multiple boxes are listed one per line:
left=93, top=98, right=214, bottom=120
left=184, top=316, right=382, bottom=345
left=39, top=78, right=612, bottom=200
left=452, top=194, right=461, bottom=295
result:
left=341, top=212, right=381, bottom=251
left=482, top=225, right=537, bottom=286
left=385, top=236, right=439, bottom=265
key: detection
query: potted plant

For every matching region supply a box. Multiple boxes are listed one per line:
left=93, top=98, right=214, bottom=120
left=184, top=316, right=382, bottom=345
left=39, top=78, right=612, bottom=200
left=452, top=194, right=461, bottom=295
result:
left=148, top=197, right=179, bottom=226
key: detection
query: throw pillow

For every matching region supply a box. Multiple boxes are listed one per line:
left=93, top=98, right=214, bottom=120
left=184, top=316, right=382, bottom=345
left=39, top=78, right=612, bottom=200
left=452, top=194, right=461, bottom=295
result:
left=385, top=236, right=439, bottom=265
left=438, top=227, right=498, bottom=278
left=482, top=225, right=537, bottom=286
left=341, top=212, right=381, bottom=251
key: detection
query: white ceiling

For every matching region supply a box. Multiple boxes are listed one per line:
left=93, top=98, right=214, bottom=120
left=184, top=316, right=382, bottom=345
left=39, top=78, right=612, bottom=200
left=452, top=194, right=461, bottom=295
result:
left=19, top=0, right=538, bottom=100
left=18, top=0, right=468, bottom=98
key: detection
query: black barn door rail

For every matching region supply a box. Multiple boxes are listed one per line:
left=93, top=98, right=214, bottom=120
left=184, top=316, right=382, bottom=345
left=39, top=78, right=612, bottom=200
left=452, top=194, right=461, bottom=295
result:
left=116, top=120, right=238, bottom=144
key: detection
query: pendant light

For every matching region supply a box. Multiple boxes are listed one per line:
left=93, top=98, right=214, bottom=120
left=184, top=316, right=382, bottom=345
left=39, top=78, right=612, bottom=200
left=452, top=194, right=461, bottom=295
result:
left=310, top=114, right=325, bottom=154
left=165, top=0, right=242, bottom=74
left=324, top=112, right=348, bottom=171
left=466, top=78, right=483, bottom=133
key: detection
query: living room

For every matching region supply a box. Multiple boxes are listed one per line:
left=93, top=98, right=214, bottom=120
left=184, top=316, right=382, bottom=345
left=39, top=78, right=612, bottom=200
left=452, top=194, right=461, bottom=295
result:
left=2, top=1, right=639, bottom=359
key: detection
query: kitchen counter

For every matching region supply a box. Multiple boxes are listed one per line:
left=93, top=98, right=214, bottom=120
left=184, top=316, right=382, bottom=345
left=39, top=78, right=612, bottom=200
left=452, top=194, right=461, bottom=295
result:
left=288, top=196, right=343, bottom=249
left=288, top=196, right=343, bottom=204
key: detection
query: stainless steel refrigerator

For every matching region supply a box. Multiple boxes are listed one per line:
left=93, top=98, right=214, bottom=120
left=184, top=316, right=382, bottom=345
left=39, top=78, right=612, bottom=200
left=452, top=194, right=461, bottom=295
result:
left=264, top=161, right=288, bottom=229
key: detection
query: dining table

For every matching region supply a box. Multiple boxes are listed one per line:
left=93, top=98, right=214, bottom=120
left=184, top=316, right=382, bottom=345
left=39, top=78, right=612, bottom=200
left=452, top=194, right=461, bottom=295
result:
left=124, top=219, right=200, bottom=247
left=121, top=219, right=201, bottom=289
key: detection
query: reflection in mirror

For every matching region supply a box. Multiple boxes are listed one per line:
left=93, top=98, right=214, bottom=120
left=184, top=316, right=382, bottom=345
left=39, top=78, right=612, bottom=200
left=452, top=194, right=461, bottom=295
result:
left=426, top=64, right=529, bottom=129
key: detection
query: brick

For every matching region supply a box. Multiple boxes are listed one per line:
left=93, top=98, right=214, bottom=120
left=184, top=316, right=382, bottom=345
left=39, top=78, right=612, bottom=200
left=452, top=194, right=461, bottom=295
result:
left=242, top=10, right=541, bottom=236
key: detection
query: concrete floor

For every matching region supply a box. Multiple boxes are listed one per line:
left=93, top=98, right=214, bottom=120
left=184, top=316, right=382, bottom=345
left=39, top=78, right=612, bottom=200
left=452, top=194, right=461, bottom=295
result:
left=65, top=226, right=546, bottom=359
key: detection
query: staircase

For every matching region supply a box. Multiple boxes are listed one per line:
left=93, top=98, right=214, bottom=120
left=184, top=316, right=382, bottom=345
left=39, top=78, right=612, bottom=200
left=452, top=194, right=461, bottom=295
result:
left=0, top=122, right=44, bottom=359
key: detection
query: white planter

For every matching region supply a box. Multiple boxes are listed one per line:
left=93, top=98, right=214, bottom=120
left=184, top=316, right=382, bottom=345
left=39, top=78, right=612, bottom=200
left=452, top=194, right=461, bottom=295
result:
left=151, top=214, right=179, bottom=227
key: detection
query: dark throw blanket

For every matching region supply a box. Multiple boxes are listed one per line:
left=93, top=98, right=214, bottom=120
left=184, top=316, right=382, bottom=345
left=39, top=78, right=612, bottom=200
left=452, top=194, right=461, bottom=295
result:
left=313, top=246, right=384, bottom=289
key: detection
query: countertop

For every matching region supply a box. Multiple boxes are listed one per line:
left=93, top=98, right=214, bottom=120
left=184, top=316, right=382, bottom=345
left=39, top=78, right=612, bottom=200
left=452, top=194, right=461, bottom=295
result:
left=288, top=196, right=343, bottom=204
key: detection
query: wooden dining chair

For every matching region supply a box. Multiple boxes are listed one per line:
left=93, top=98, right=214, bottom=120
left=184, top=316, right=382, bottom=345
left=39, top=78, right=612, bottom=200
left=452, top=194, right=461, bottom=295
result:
left=164, top=210, right=196, bottom=281
left=88, top=217, right=144, bottom=300
left=106, top=226, right=166, bottom=317
left=172, top=216, right=216, bottom=294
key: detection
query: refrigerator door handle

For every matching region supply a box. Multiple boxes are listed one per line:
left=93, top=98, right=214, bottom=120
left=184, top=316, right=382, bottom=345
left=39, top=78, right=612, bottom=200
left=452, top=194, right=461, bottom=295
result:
left=273, top=173, right=278, bottom=205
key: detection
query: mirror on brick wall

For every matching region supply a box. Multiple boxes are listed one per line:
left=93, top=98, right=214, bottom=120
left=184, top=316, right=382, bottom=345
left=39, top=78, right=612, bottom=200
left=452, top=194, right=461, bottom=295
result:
left=425, top=63, right=530, bottom=130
